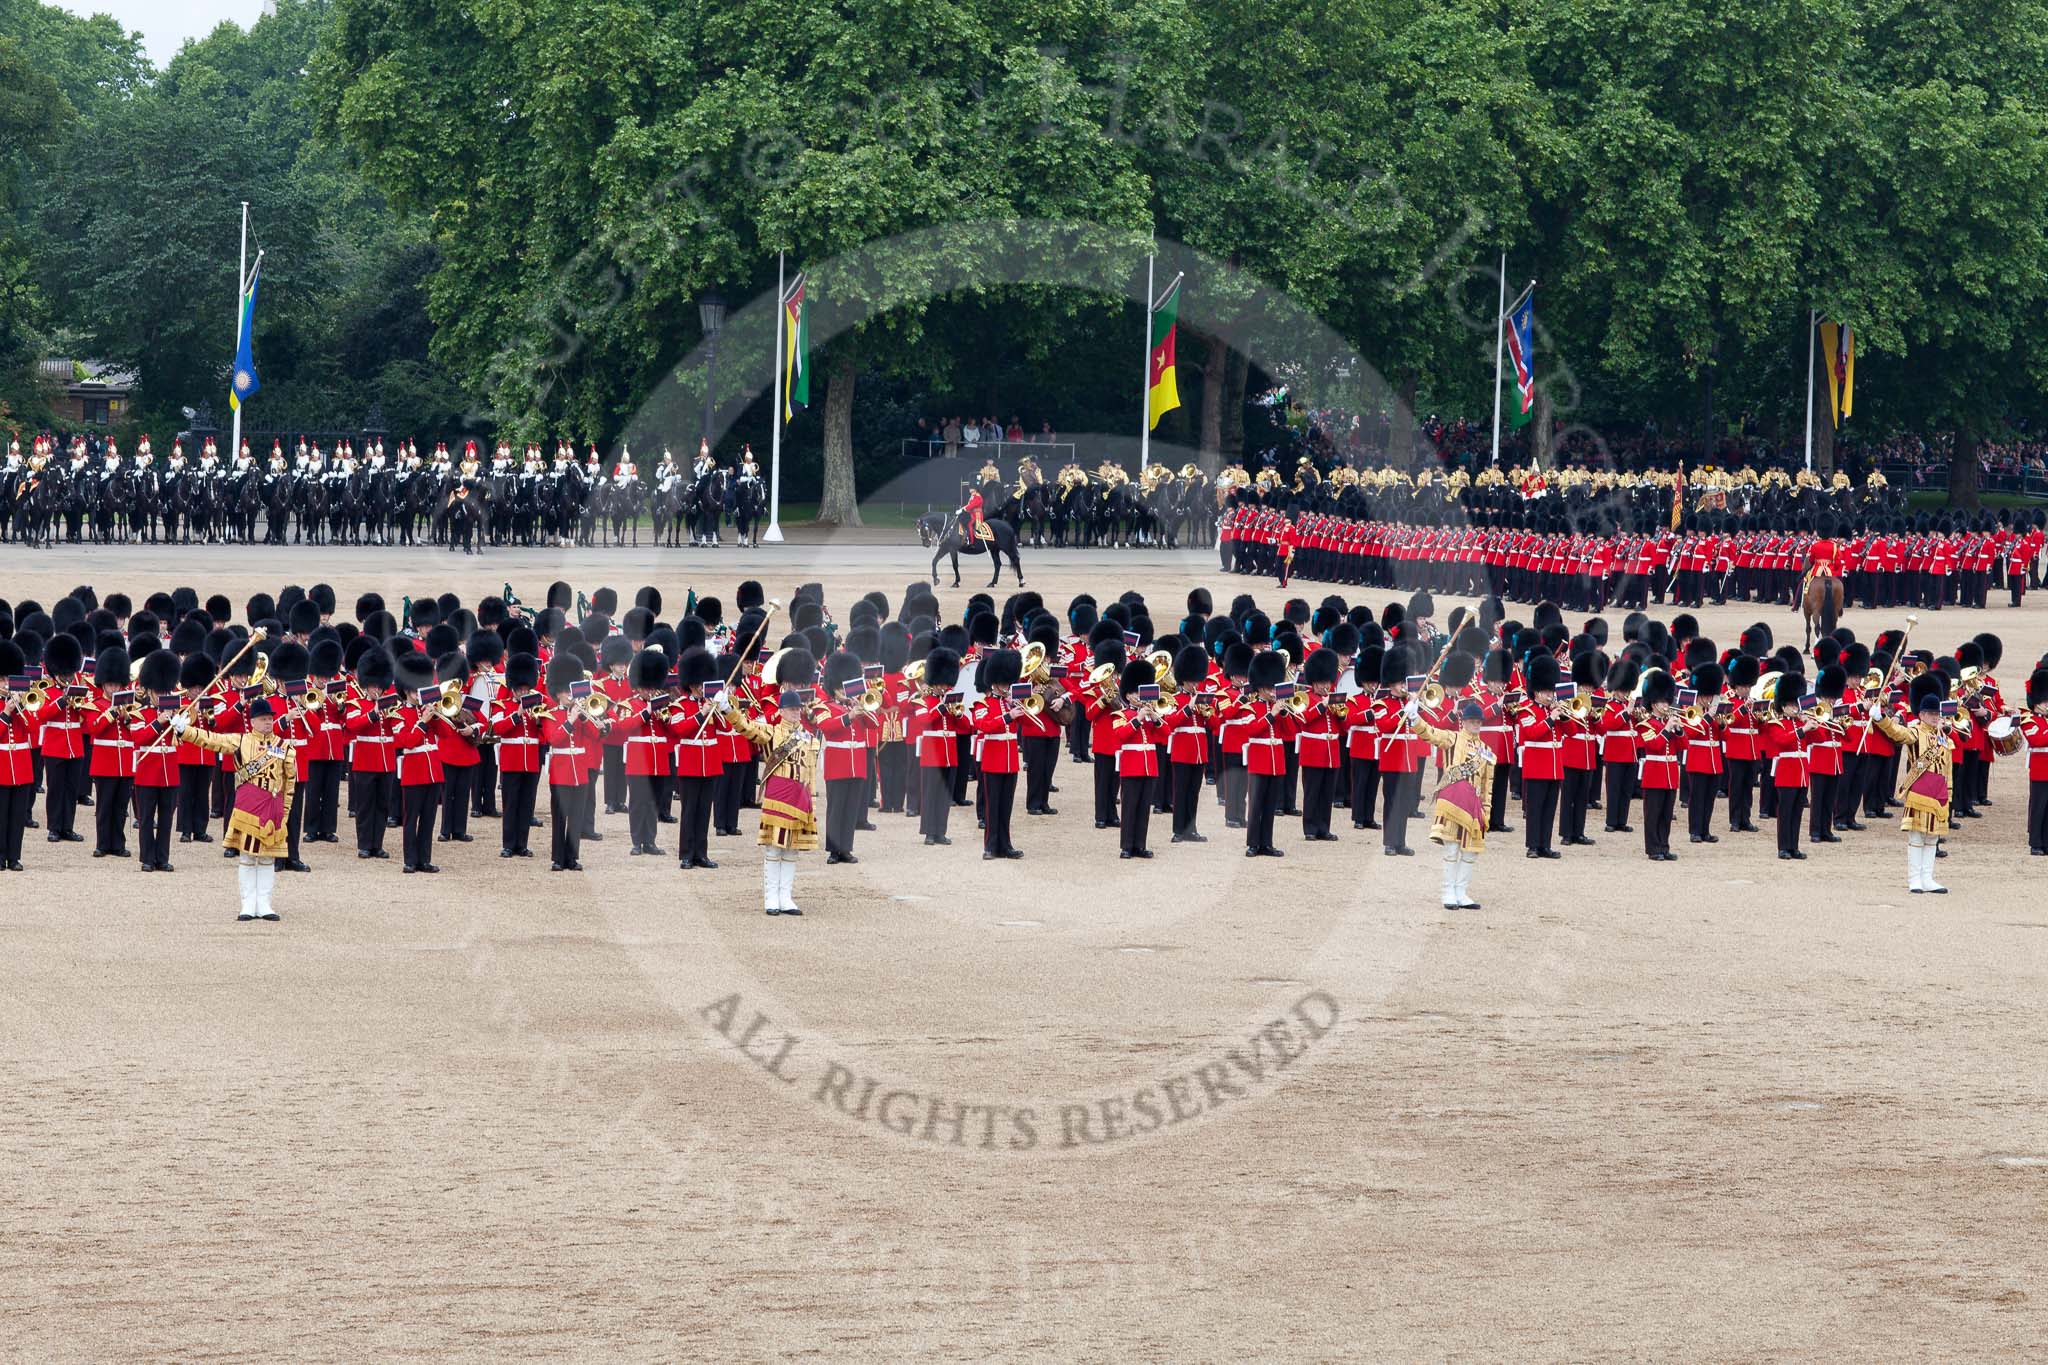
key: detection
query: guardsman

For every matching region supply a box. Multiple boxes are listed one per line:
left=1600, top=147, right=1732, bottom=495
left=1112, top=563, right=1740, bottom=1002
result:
left=1407, top=692, right=1496, bottom=909
left=968, top=648, right=1023, bottom=860
left=1514, top=654, right=1564, bottom=858
left=487, top=652, right=546, bottom=859
left=34, top=633, right=88, bottom=844
left=0, top=641, right=35, bottom=870
left=724, top=647, right=825, bottom=916
left=1873, top=674, right=1955, bottom=893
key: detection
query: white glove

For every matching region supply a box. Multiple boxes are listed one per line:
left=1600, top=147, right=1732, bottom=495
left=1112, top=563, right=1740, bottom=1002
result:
left=1866, top=700, right=1882, bottom=719
left=713, top=691, right=733, bottom=714
left=1403, top=698, right=1420, bottom=720
left=169, top=713, right=190, bottom=734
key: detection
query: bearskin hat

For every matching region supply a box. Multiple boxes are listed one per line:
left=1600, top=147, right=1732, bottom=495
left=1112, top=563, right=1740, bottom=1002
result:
left=1224, top=641, right=1255, bottom=681
left=1381, top=645, right=1413, bottom=689
left=923, top=647, right=962, bottom=691
left=1816, top=664, right=1847, bottom=702
left=356, top=647, right=396, bottom=694
left=269, top=641, right=310, bottom=686
left=177, top=651, right=215, bottom=691
left=1813, top=637, right=1842, bottom=670
left=1671, top=613, right=1698, bottom=642
left=392, top=652, right=436, bottom=696
left=1523, top=653, right=1560, bottom=693
left=878, top=622, right=911, bottom=672
left=136, top=649, right=180, bottom=694
left=821, top=649, right=867, bottom=695
left=1115, top=658, right=1151, bottom=697
left=2027, top=668, right=2048, bottom=709
left=1187, top=587, right=1213, bottom=618
left=1725, top=654, right=1760, bottom=691
left=505, top=653, right=541, bottom=692
left=1167, top=643, right=1205, bottom=687
left=1772, top=672, right=1802, bottom=711
left=284, top=599, right=319, bottom=636
left=975, top=647, right=1018, bottom=693
left=1571, top=650, right=1604, bottom=689
left=1439, top=650, right=1476, bottom=691
left=93, top=644, right=130, bottom=688
left=1298, top=647, right=1339, bottom=688
left=545, top=653, right=585, bottom=697
left=1242, top=612, right=1272, bottom=648
left=1773, top=646, right=1806, bottom=678
left=599, top=635, right=634, bottom=671
left=466, top=631, right=506, bottom=670
left=1976, top=633, right=2004, bottom=670
left=1910, top=671, right=1947, bottom=713
left=1249, top=650, right=1288, bottom=691
left=629, top=649, right=669, bottom=691
left=1691, top=661, right=1725, bottom=699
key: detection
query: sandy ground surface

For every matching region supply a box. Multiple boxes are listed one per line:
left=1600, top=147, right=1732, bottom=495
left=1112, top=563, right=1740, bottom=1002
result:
left=4, top=532, right=2047, bottom=1360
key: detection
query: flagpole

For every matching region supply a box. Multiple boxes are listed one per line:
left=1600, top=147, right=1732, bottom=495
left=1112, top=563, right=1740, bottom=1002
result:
left=764, top=252, right=786, bottom=544
left=230, top=201, right=248, bottom=460
left=1802, top=308, right=1816, bottom=475
left=1489, top=251, right=1506, bottom=465
left=1139, top=253, right=1156, bottom=471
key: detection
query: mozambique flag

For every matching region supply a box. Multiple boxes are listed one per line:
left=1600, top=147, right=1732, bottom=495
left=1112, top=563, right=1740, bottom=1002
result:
left=229, top=259, right=261, bottom=412
left=1818, top=321, right=1854, bottom=426
left=1147, top=276, right=1181, bottom=429
left=782, top=274, right=808, bottom=424
left=1504, top=291, right=1534, bottom=429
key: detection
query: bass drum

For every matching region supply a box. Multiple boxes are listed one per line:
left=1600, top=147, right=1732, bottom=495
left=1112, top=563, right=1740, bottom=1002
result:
left=1987, top=714, right=2024, bottom=757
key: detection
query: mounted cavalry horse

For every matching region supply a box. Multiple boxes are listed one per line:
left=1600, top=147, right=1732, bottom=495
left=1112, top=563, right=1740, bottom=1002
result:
left=917, top=511, right=1025, bottom=587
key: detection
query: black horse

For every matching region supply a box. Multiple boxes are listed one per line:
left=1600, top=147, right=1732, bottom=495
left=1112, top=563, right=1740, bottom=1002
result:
left=918, top=512, right=1025, bottom=588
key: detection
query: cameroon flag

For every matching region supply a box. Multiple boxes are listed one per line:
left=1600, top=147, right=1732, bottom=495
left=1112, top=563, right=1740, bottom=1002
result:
left=1147, top=277, right=1181, bottom=429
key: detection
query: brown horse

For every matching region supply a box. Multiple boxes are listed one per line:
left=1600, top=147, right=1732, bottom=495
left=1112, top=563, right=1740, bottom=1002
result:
left=1801, top=571, right=1844, bottom=649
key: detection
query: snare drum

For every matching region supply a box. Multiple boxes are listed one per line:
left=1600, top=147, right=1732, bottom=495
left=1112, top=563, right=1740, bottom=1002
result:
left=1987, top=714, right=2024, bottom=756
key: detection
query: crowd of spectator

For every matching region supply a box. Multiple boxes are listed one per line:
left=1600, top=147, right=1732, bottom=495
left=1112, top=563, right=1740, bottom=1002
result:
left=917, top=415, right=1060, bottom=458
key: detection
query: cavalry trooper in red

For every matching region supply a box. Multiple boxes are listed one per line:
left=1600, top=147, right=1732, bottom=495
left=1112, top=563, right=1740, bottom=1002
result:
left=916, top=648, right=967, bottom=846
left=819, top=650, right=881, bottom=863
left=2020, top=668, right=2048, bottom=855
left=0, top=640, right=35, bottom=871
left=1108, top=658, right=1167, bottom=859
left=390, top=651, right=454, bottom=874
left=1758, top=673, right=1816, bottom=860
left=1239, top=649, right=1291, bottom=857
left=969, top=648, right=1025, bottom=860
left=344, top=649, right=399, bottom=859
left=487, top=653, right=546, bottom=859
left=1514, top=654, right=1564, bottom=859
left=1293, top=647, right=1345, bottom=841
left=613, top=648, right=674, bottom=856
left=33, top=632, right=88, bottom=844
left=83, top=645, right=136, bottom=859
left=1633, top=669, right=1683, bottom=860
left=1164, top=645, right=1214, bottom=843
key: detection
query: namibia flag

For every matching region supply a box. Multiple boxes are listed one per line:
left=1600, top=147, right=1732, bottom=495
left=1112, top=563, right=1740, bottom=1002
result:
left=229, top=259, right=261, bottom=411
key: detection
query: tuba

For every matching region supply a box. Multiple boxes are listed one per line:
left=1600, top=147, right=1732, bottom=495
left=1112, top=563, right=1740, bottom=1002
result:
left=433, top=679, right=466, bottom=719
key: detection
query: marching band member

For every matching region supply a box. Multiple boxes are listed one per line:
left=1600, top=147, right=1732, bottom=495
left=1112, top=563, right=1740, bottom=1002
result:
left=488, top=654, right=546, bottom=858
left=0, top=643, right=34, bottom=871
left=83, top=646, right=135, bottom=859
left=1108, top=659, right=1166, bottom=859
left=1758, top=673, right=1814, bottom=860
left=541, top=654, right=599, bottom=871
left=34, top=633, right=88, bottom=845
left=1633, top=670, right=1683, bottom=860
left=1164, top=645, right=1213, bottom=843
left=391, top=653, right=455, bottom=873
left=1373, top=647, right=1423, bottom=856
left=1018, top=624, right=1072, bottom=817
left=1514, top=654, right=1564, bottom=859
left=1680, top=663, right=1728, bottom=845
left=1722, top=655, right=1764, bottom=834
left=166, top=695, right=295, bottom=921
left=1294, top=648, right=1344, bottom=841
left=2020, top=669, right=2048, bottom=856
left=1406, top=694, right=1495, bottom=909
left=970, top=649, right=1025, bottom=859
left=915, top=648, right=967, bottom=846
left=819, top=651, right=881, bottom=863
left=614, top=648, right=675, bottom=856
left=724, top=647, right=823, bottom=916
left=1557, top=652, right=1602, bottom=847
left=1240, top=650, right=1290, bottom=857
left=434, top=652, right=485, bottom=846
left=1344, top=646, right=1384, bottom=832
left=1806, top=666, right=1848, bottom=845
left=344, top=650, right=400, bottom=859
left=668, top=648, right=724, bottom=870
left=1216, top=642, right=1256, bottom=829
left=1597, top=659, right=1641, bottom=834
left=131, top=650, right=186, bottom=872
left=1873, top=675, right=1957, bottom=894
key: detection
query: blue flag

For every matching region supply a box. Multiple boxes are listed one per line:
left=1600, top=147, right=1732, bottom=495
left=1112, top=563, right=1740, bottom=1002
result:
left=230, top=261, right=261, bottom=411
left=1504, top=291, right=1534, bottom=429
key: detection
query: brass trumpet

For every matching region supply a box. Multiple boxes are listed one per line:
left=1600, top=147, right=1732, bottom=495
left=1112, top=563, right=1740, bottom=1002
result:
left=581, top=691, right=613, bottom=722
left=433, top=679, right=466, bottom=719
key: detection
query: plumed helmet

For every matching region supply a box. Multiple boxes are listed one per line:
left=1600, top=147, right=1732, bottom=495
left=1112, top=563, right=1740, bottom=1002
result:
left=1248, top=651, right=1287, bottom=691
left=95, top=644, right=131, bottom=688
left=356, top=647, right=395, bottom=694
left=630, top=649, right=669, bottom=691
left=393, top=652, right=437, bottom=696
left=923, top=647, right=962, bottom=690
left=505, top=654, right=541, bottom=692
left=137, top=649, right=180, bottom=694
left=1301, top=648, right=1341, bottom=688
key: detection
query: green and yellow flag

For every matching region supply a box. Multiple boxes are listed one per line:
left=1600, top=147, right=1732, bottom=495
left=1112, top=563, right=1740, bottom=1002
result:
left=1818, top=321, right=1854, bottom=426
left=782, top=274, right=808, bottom=424
left=1147, top=277, right=1181, bottom=429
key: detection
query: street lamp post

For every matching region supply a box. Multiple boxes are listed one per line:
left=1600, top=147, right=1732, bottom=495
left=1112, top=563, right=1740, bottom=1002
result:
left=698, top=289, right=726, bottom=452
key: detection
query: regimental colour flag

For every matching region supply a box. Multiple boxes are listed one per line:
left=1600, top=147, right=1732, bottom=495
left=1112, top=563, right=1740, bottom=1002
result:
left=1818, top=320, right=1854, bottom=427
left=782, top=274, right=808, bottom=424
left=1147, top=276, right=1182, bottom=430
left=1504, top=290, right=1535, bottom=429
left=229, top=258, right=261, bottom=412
